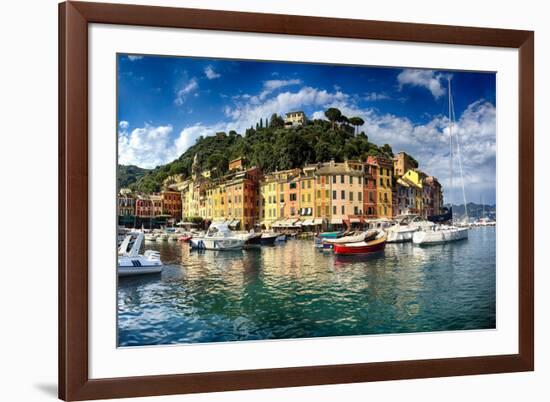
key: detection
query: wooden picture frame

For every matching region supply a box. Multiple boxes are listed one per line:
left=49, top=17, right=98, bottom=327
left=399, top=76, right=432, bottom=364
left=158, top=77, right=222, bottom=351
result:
left=59, top=1, right=534, bottom=400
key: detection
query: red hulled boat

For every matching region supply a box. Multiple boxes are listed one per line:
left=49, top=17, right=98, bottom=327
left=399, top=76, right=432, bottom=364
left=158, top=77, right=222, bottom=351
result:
left=333, top=234, right=387, bottom=255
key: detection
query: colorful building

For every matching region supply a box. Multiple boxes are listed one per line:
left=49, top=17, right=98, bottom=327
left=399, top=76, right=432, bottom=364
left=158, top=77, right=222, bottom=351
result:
left=161, top=190, right=182, bottom=220
left=225, top=167, right=261, bottom=230
left=423, top=176, right=443, bottom=218
left=367, top=156, right=393, bottom=218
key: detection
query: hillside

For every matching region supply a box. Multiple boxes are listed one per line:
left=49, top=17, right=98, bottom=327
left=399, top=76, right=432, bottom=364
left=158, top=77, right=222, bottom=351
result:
left=449, top=203, right=496, bottom=220
left=118, top=165, right=150, bottom=189
left=122, top=113, right=397, bottom=193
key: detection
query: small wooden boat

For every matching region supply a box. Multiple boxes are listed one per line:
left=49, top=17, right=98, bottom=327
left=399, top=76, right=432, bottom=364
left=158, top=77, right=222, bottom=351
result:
left=323, top=230, right=378, bottom=249
left=333, top=233, right=387, bottom=255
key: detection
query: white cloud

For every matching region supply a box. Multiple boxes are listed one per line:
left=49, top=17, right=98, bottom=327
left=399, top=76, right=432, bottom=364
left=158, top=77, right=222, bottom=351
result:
left=119, top=120, right=129, bottom=130
left=204, top=66, right=221, bottom=79
left=364, top=92, right=390, bottom=101
left=397, top=69, right=448, bottom=99
left=310, top=96, right=495, bottom=203
left=118, top=124, right=177, bottom=168
left=174, top=78, right=199, bottom=105
left=127, top=55, right=143, bottom=61
left=259, top=79, right=302, bottom=100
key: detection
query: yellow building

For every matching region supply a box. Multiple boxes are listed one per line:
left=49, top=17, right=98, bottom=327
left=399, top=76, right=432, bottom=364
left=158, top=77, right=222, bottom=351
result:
left=367, top=155, right=393, bottom=218
left=260, top=176, right=280, bottom=228
left=211, top=182, right=227, bottom=221
left=284, top=111, right=306, bottom=128
left=298, top=170, right=315, bottom=221
left=402, top=169, right=424, bottom=214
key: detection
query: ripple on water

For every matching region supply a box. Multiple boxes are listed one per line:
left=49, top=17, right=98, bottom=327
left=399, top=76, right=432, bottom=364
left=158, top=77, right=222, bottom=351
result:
left=118, top=228, right=496, bottom=346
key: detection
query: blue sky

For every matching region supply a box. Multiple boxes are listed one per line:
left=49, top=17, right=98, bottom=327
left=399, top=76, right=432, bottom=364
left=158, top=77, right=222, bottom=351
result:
left=117, top=54, right=496, bottom=204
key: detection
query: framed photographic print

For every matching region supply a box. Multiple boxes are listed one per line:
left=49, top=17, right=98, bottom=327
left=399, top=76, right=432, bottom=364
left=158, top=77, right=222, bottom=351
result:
left=59, top=1, right=534, bottom=400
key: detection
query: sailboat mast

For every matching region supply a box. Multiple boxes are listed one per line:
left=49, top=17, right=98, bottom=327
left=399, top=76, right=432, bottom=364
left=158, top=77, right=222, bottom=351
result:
left=448, top=78, right=453, bottom=223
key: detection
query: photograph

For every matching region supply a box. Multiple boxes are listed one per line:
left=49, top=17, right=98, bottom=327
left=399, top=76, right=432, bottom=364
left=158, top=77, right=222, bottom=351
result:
left=116, top=54, right=497, bottom=347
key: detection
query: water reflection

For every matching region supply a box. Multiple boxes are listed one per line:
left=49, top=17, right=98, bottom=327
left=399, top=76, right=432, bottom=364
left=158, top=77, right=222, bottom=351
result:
left=118, top=227, right=496, bottom=346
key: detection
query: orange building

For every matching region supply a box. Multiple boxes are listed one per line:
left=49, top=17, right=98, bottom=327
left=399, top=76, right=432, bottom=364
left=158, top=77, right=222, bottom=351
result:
left=161, top=190, right=182, bottom=220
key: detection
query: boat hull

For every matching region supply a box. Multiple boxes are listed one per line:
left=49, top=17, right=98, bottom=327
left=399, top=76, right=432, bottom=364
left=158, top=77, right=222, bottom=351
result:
left=260, top=235, right=278, bottom=245
left=118, top=265, right=163, bottom=277
left=333, top=237, right=387, bottom=255
left=412, top=227, right=468, bottom=245
left=190, top=238, right=244, bottom=250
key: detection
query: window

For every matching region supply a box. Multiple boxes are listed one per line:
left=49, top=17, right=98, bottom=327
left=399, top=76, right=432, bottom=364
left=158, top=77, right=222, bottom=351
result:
left=332, top=190, right=337, bottom=200
left=326, top=190, right=329, bottom=198
left=280, top=194, right=284, bottom=203
left=290, top=193, right=297, bottom=201
left=308, top=180, right=311, bottom=189
left=333, top=205, right=336, bottom=215
left=326, top=205, right=330, bottom=215
left=349, top=192, right=353, bottom=201
left=307, top=194, right=311, bottom=202
left=332, top=175, right=336, bottom=183
left=358, top=177, right=362, bottom=185
left=301, top=181, right=305, bottom=189
left=302, top=194, right=305, bottom=203
left=358, top=192, right=362, bottom=201
left=290, top=182, right=297, bottom=189
left=317, top=190, right=321, bottom=198
left=341, top=190, right=345, bottom=200
left=350, top=176, right=353, bottom=185
left=317, top=206, right=321, bottom=216
left=341, top=205, right=345, bottom=214
left=340, top=175, right=344, bottom=184
left=290, top=207, right=295, bottom=216
left=387, top=179, right=390, bottom=187
left=380, top=178, right=384, bottom=186
left=354, top=206, right=359, bottom=215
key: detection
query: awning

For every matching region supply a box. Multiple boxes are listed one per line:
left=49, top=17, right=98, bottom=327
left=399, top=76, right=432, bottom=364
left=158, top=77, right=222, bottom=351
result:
left=330, top=218, right=343, bottom=225
left=302, top=219, right=314, bottom=225
left=271, top=220, right=283, bottom=227
left=313, top=218, right=323, bottom=225
left=350, top=218, right=360, bottom=223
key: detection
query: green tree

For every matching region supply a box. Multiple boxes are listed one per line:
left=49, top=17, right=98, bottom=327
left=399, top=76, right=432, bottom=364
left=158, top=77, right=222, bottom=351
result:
left=349, top=116, right=365, bottom=135
left=324, top=107, right=342, bottom=129
left=269, top=113, right=284, bottom=128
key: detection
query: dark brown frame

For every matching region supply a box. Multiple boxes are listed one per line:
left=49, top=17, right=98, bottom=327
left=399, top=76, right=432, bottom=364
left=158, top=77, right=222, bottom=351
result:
left=59, top=1, right=534, bottom=400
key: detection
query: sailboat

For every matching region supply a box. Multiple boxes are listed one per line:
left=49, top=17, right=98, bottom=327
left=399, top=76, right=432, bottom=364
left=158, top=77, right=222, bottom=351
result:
left=413, top=78, right=469, bottom=245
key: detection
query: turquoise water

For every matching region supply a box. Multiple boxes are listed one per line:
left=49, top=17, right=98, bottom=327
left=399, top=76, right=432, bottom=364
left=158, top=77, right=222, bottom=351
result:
left=117, top=227, right=496, bottom=346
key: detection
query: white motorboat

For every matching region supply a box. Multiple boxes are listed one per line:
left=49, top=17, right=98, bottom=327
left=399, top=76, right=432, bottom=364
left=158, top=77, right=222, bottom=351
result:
left=386, top=215, right=432, bottom=243
left=144, top=233, right=157, bottom=242
left=118, top=232, right=163, bottom=276
left=190, top=223, right=245, bottom=250
left=412, top=225, right=468, bottom=245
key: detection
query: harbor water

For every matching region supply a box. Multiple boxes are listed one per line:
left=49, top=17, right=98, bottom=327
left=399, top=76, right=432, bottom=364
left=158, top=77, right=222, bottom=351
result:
left=118, top=227, right=496, bottom=346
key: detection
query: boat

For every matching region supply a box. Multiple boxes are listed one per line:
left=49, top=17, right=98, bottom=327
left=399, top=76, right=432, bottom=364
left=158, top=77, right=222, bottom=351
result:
left=386, top=215, right=433, bottom=243
left=178, top=235, right=192, bottom=242
left=333, top=232, right=387, bottom=255
left=260, top=232, right=278, bottom=245
left=118, top=232, right=163, bottom=276
left=144, top=233, right=157, bottom=242
left=412, top=78, right=469, bottom=246
left=244, top=233, right=263, bottom=246
left=275, top=234, right=287, bottom=242
left=190, top=223, right=245, bottom=250
left=322, top=230, right=378, bottom=249
left=413, top=225, right=468, bottom=245
left=318, top=231, right=343, bottom=239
